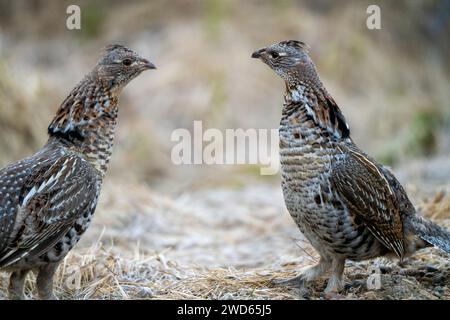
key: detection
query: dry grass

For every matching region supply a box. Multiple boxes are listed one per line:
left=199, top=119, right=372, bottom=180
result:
left=0, top=181, right=448, bottom=300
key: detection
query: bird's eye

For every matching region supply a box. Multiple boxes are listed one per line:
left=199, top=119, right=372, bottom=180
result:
left=270, top=51, right=279, bottom=59
left=122, top=58, right=133, bottom=66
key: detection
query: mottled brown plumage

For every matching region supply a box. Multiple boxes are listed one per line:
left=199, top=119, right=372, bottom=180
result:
left=252, top=40, right=450, bottom=293
left=0, top=44, right=155, bottom=299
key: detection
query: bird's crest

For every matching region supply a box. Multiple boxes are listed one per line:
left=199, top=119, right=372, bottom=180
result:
left=280, top=40, right=310, bottom=52
left=102, top=44, right=131, bottom=54
left=97, top=44, right=136, bottom=62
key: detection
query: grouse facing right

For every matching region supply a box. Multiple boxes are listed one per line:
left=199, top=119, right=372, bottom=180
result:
left=252, top=40, right=450, bottom=294
left=0, top=45, right=155, bottom=299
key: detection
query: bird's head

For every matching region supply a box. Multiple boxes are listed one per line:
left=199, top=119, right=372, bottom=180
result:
left=252, top=40, right=319, bottom=86
left=48, top=45, right=156, bottom=139
left=94, top=44, right=156, bottom=89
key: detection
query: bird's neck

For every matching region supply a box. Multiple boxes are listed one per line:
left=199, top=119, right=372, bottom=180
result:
left=283, top=81, right=350, bottom=140
left=47, top=77, right=120, bottom=177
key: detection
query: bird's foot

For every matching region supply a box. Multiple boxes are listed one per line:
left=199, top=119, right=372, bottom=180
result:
left=324, top=276, right=344, bottom=295
left=272, top=274, right=306, bottom=287
left=39, top=293, right=58, bottom=300
left=272, top=275, right=312, bottom=298
left=8, top=292, right=26, bottom=300
left=322, top=290, right=345, bottom=300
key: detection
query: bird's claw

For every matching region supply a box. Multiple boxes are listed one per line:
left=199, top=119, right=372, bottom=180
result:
left=272, top=275, right=306, bottom=287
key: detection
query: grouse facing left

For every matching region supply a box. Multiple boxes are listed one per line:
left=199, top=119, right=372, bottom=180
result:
left=0, top=45, right=156, bottom=299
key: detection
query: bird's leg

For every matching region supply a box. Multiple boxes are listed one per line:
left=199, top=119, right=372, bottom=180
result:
left=36, top=263, right=59, bottom=300
left=8, top=269, right=31, bottom=300
left=324, top=258, right=345, bottom=293
left=274, top=256, right=332, bottom=287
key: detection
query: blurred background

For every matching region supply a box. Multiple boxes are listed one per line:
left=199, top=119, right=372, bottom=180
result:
left=0, top=0, right=449, bottom=299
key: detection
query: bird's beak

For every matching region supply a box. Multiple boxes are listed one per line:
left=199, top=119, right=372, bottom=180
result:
left=139, top=58, right=157, bottom=70
left=251, top=48, right=266, bottom=59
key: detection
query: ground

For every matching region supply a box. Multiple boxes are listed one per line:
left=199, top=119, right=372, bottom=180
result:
left=0, top=158, right=448, bottom=300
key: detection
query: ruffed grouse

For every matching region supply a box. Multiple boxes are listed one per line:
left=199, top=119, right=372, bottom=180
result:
left=0, top=44, right=155, bottom=299
left=252, top=40, right=450, bottom=293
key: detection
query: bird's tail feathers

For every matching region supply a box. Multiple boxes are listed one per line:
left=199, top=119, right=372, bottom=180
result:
left=405, top=214, right=450, bottom=254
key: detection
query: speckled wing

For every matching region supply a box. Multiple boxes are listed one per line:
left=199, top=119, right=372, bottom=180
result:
left=331, top=147, right=405, bottom=258
left=0, top=157, right=34, bottom=252
left=0, top=154, right=100, bottom=267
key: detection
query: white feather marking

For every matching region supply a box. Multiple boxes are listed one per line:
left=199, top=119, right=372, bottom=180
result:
left=290, top=90, right=301, bottom=102
left=21, top=186, right=37, bottom=206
